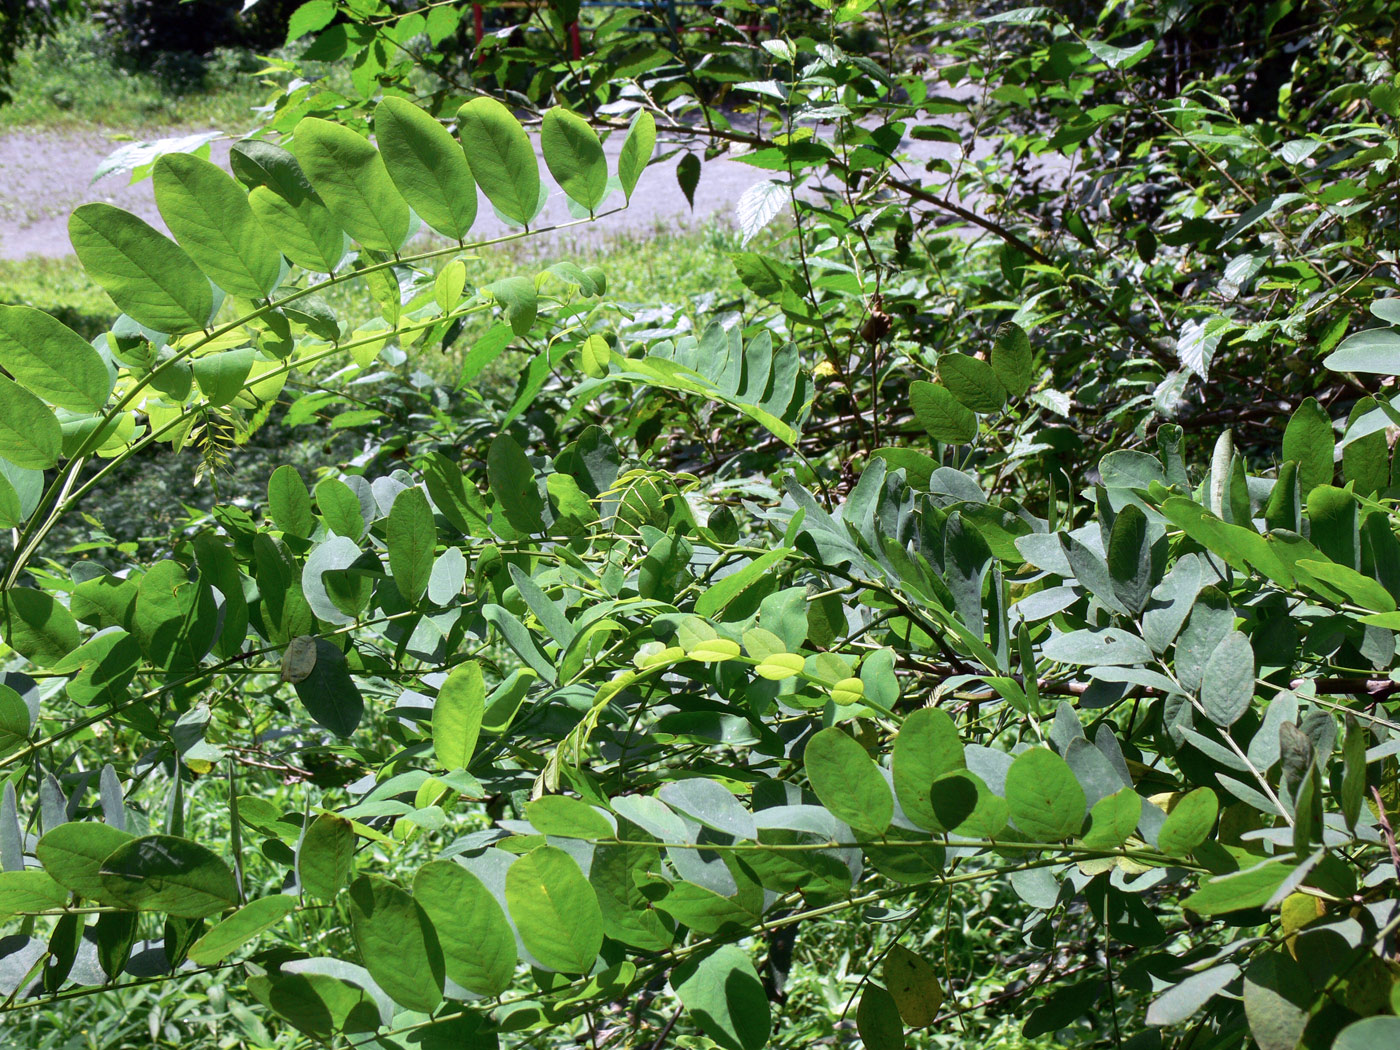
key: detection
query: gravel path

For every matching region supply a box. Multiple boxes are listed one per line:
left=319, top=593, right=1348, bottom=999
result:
left=0, top=123, right=981, bottom=260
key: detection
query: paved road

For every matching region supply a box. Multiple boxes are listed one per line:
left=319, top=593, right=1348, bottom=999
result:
left=0, top=121, right=978, bottom=260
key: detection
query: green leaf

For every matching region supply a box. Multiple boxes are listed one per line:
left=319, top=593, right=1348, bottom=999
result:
left=36, top=823, right=134, bottom=899
left=193, top=347, right=255, bottom=408
left=293, top=117, right=410, bottom=252
left=579, top=333, right=612, bottom=378
left=602, top=355, right=802, bottom=447
left=590, top=841, right=673, bottom=951
left=929, top=770, right=1008, bottom=838
left=292, top=639, right=364, bottom=737
left=0, top=306, right=111, bottom=413
left=374, top=96, right=478, bottom=240
left=1281, top=397, right=1334, bottom=497
left=132, top=560, right=217, bottom=673
left=432, top=661, right=484, bottom=770
left=153, top=152, right=282, bottom=299
left=99, top=834, right=240, bottom=918
left=505, top=845, right=604, bottom=974
left=483, top=276, right=537, bottom=336
left=992, top=321, right=1033, bottom=397
left=1324, top=326, right=1400, bottom=374
left=1042, top=627, right=1152, bottom=667
left=298, top=813, right=354, bottom=899
left=268, top=464, right=315, bottom=538
left=671, top=944, right=771, bottom=1050
left=1005, top=748, right=1085, bottom=841
left=348, top=875, right=444, bottom=1013
left=1242, top=951, right=1313, bottom=1050
left=1080, top=786, right=1140, bottom=849
left=4, top=586, right=80, bottom=667
left=1157, top=787, right=1218, bottom=856
left=456, top=98, right=541, bottom=227
left=386, top=486, right=437, bottom=603
left=188, top=894, right=297, bottom=965
left=0, top=870, right=69, bottom=916
left=69, top=202, right=213, bottom=334
left=1181, top=858, right=1295, bottom=915
left=0, top=375, right=62, bottom=469
left=249, top=185, right=346, bottom=273
left=525, top=796, right=614, bottom=839
left=938, top=353, right=1006, bottom=413
left=1107, top=504, right=1152, bottom=616
left=909, top=380, right=977, bottom=443
left=412, top=860, right=516, bottom=996
left=1334, top=1017, right=1400, bottom=1050
left=884, top=944, right=943, bottom=1028
left=617, top=110, right=656, bottom=201
left=0, top=469, right=21, bottom=529
left=315, top=477, right=365, bottom=540
left=856, top=984, right=906, bottom=1050
left=0, top=685, right=28, bottom=758
left=487, top=433, right=544, bottom=534
left=803, top=727, right=892, bottom=835
left=541, top=107, right=608, bottom=211
left=1296, top=558, right=1395, bottom=611
left=695, top=547, right=794, bottom=619
left=1200, top=631, right=1255, bottom=726
left=869, top=447, right=938, bottom=489
left=892, top=708, right=965, bottom=831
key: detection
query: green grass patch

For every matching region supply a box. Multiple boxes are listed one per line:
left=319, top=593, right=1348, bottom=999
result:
left=0, top=219, right=743, bottom=354
left=0, top=20, right=269, bottom=133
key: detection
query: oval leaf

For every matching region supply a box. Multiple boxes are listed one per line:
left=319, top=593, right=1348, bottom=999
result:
left=98, top=834, right=239, bottom=918
left=69, top=202, right=213, bottom=334
left=456, top=97, right=541, bottom=227
left=154, top=152, right=282, bottom=299
left=804, top=727, right=892, bottom=836
left=348, top=875, right=444, bottom=1013
left=541, top=107, right=608, bottom=211
left=0, top=306, right=111, bottom=413
left=293, top=116, right=411, bottom=252
left=413, top=860, right=516, bottom=996
left=375, top=96, right=478, bottom=240
left=505, top=845, right=603, bottom=974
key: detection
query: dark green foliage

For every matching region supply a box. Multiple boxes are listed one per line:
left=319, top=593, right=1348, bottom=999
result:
left=2, top=5, right=1400, bottom=1050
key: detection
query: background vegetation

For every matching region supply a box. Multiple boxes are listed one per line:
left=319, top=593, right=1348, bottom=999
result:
left=1, top=3, right=1399, bottom=1050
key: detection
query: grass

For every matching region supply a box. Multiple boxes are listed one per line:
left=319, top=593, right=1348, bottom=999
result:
left=0, top=20, right=271, bottom=134
left=0, top=219, right=745, bottom=347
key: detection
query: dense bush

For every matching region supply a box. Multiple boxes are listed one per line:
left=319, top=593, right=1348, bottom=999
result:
left=2, top=2, right=1400, bottom=1050
left=95, top=0, right=301, bottom=65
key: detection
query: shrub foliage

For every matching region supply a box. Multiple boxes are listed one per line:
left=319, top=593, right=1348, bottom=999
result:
left=2, top=2, right=1400, bottom=1049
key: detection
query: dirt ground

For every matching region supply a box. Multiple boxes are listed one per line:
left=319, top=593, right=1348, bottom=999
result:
left=0, top=122, right=980, bottom=260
